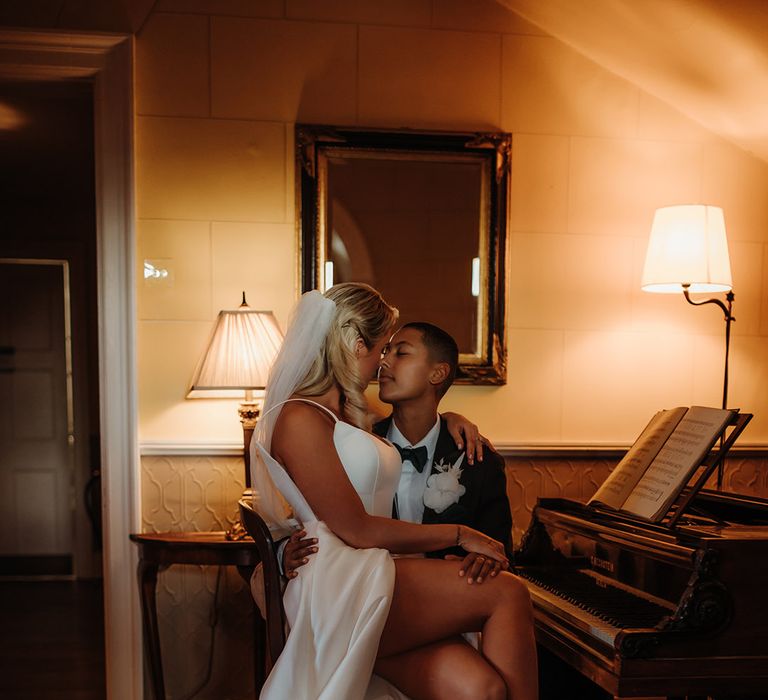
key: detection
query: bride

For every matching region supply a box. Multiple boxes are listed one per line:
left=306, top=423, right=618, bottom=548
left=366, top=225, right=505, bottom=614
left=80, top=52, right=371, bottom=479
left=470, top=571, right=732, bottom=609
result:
left=250, top=283, right=537, bottom=700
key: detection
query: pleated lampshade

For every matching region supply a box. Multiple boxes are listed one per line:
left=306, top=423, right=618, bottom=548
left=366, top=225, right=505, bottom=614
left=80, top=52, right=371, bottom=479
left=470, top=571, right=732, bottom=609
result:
left=187, top=299, right=283, bottom=398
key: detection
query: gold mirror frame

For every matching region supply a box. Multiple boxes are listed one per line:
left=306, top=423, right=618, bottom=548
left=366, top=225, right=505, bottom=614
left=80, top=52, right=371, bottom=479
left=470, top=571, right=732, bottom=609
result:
left=296, top=125, right=511, bottom=385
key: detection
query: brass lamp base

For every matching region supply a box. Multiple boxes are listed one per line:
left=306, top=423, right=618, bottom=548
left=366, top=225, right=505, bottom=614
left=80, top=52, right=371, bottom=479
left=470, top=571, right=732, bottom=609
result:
left=238, top=401, right=261, bottom=430
left=226, top=487, right=255, bottom=540
left=225, top=400, right=261, bottom=541
left=225, top=520, right=249, bottom=541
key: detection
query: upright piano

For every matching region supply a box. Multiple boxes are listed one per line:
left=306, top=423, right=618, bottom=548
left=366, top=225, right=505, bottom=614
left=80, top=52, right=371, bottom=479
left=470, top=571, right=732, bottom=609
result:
left=516, top=489, right=768, bottom=698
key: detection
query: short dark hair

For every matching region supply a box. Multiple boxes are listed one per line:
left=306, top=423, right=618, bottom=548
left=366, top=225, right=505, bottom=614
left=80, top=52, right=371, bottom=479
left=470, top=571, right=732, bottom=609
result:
left=402, top=322, right=459, bottom=398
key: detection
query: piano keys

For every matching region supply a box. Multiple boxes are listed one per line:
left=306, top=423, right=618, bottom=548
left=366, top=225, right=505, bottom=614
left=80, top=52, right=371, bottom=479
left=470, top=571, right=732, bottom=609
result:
left=515, top=491, right=768, bottom=698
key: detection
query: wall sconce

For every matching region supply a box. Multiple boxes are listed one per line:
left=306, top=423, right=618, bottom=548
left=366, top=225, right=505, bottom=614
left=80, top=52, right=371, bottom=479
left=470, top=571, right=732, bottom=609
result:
left=188, top=293, right=283, bottom=536
left=641, top=205, right=735, bottom=487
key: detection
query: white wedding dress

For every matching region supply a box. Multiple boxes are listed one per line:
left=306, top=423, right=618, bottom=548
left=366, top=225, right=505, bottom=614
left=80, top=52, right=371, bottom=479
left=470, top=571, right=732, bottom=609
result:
left=253, top=399, right=410, bottom=700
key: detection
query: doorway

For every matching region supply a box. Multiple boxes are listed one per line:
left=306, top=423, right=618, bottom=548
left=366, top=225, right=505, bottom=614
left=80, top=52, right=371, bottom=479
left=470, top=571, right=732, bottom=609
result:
left=0, top=79, right=102, bottom=579
left=0, top=78, right=106, bottom=697
left=0, top=30, right=139, bottom=699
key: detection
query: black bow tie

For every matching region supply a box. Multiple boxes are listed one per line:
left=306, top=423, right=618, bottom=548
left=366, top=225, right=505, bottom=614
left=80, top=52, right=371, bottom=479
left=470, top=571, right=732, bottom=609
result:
left=394, top=444, right=429, bottom=472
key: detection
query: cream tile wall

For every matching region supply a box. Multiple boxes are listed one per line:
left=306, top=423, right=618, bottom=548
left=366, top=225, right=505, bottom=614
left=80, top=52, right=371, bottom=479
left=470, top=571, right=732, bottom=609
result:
left=135, top=1, right=768, bottom=480
left=358, top=25, right=501, bottom=128
left=210, top=17, right=357, bottom=123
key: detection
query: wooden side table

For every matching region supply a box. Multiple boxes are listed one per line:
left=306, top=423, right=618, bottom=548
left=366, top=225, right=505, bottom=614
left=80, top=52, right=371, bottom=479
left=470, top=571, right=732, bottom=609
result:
left=130, top=531, right=263, bottom=700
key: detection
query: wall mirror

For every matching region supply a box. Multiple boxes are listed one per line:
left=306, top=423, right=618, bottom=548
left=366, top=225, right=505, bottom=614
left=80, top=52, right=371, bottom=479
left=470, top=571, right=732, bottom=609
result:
left=296, top=125, right=511, bottom=384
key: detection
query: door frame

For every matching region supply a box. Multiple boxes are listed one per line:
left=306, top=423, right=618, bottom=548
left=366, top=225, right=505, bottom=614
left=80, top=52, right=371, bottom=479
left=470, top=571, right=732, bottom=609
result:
left=0, top=30, right=140, bottom=699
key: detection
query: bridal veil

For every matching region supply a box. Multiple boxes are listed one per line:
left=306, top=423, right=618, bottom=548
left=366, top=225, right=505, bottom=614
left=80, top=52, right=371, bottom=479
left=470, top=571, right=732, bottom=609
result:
left=249, top=290, right=336, bottom=529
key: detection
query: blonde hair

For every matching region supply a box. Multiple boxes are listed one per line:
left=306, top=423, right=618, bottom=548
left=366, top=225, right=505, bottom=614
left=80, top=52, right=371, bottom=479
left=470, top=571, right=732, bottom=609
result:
left=295, top=283, right=398, bottom=430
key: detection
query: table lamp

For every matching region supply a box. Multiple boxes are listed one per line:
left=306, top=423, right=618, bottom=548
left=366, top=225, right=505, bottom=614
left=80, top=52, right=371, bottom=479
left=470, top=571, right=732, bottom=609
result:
left=641, top=204, right=735, bottom=487
left=188, top=293, right=283, bottom=537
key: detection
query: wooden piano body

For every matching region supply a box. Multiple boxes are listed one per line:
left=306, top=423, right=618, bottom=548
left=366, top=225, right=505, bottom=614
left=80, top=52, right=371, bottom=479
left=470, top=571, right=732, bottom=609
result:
left=516, top=491, right=768, bottom=698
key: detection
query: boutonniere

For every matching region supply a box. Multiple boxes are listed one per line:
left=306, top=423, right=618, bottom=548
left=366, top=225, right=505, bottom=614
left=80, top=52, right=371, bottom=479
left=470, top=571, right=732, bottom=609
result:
left=423, top=453, right=466, bottom=514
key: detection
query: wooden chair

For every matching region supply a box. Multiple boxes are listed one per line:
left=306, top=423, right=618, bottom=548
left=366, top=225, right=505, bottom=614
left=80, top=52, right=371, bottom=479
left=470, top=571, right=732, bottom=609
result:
left=238, top=498, right=287, bottom=676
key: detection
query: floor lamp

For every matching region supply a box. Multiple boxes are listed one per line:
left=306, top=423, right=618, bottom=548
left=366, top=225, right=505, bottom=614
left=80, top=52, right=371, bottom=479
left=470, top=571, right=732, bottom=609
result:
left=188, top=293, right=283, bottom=538
left=641, top=204, right=735, bottom=488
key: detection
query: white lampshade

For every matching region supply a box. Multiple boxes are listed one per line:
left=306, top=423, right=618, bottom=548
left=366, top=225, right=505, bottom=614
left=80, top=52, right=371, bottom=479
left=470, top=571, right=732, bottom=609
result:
left=187, top=301, right=283, bottom=398
left=641, top=205, right=732, bottom=294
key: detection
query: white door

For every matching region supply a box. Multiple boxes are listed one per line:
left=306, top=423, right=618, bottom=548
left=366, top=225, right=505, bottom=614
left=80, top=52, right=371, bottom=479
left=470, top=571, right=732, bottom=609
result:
left=0, top=261, right=73, bottom=571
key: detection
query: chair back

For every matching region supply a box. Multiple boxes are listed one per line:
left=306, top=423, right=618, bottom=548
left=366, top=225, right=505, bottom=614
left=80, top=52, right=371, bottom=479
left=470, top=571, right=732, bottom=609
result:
left=238, top=498, right=287, bottom=671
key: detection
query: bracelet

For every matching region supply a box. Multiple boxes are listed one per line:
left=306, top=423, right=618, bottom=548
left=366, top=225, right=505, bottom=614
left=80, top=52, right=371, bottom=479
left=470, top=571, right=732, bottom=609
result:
left=455, top=524, right=461, bottom=546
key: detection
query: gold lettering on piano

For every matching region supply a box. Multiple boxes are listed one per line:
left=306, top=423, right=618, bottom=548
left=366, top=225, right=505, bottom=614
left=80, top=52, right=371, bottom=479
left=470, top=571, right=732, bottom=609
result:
left=590, top=555, right=615, bottom=573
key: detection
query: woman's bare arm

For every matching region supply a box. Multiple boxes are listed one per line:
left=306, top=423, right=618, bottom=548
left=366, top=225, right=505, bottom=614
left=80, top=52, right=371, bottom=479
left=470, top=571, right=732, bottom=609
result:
left=271, top=403, right=506, bottom=564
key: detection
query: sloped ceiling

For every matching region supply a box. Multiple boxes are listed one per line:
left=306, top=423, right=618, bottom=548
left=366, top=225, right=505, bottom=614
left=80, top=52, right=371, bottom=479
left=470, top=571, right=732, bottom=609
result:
left=499, top=0, right=768, bottom=161
left=4, top=0, right=767, bottom=161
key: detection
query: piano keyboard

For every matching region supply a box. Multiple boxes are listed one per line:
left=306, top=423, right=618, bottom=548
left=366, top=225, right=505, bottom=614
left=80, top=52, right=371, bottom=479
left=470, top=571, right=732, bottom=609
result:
left=517, top=568, right=674, bottom=647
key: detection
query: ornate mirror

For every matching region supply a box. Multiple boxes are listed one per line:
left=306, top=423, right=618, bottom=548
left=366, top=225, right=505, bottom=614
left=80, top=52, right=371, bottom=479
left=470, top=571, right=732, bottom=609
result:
left=296, top=125, right=511, bottom=384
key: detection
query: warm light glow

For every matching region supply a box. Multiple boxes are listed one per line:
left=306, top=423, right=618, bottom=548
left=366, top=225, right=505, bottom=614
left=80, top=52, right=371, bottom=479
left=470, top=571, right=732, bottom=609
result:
left=187, top=303, right=283, bottom=398
left=471, top=257, right=480, bottom=297
left=324, top=260, right=334, bottom=290
left=0, top=102, right=25, bottom=130
left=641, top=205, right=732, bottom=294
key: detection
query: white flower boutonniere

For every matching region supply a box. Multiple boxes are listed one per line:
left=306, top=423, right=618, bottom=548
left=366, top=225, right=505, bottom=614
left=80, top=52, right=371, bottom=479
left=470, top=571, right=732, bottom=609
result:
left=423, top=454, right=466, bottom=514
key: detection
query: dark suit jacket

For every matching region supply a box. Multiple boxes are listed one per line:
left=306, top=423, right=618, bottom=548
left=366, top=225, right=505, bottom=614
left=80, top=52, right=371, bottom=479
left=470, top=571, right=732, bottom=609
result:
left=373, top=415, right=513, bottom=559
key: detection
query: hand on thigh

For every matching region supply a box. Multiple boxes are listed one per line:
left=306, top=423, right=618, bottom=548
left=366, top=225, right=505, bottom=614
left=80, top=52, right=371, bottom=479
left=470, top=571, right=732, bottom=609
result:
left=379, top=558, right=528, bottom=657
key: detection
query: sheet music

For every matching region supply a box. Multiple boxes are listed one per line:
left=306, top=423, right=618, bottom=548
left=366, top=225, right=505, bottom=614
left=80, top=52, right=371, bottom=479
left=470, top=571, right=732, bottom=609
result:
left=589, top=407, right=687, bottom=510
left=622, top=406, right=734, bottom=521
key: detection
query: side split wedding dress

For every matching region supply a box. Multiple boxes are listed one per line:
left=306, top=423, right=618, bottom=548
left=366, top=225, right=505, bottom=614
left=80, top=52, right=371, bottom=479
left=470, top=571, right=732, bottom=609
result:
left=252, top=398, right=410, bottom=700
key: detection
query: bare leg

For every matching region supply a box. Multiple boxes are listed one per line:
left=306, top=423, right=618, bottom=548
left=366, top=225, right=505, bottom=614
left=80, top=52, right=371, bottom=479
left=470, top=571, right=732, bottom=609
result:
left=378, top=558, right=537, bottom=700
left=375, top=636, right=505, bottom=700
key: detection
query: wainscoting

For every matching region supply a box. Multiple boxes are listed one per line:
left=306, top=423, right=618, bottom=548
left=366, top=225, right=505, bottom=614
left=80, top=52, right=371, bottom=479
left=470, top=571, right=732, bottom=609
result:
left=505, top=455, right=613, bottom=544
left=505, top=453, right=768, bottom=544
left=140, top=455, right=254, bottom=699
left=138, top=452, right=768, bottom=698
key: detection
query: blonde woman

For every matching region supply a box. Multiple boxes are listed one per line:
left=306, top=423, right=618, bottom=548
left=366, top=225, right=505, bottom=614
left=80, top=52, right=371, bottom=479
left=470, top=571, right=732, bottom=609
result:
left=251, top=283, right=537, bottom=700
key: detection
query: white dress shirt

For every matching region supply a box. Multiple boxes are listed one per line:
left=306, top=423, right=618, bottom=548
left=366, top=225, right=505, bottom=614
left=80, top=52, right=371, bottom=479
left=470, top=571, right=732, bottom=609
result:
left=387, top=416, right=441, bottom=523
